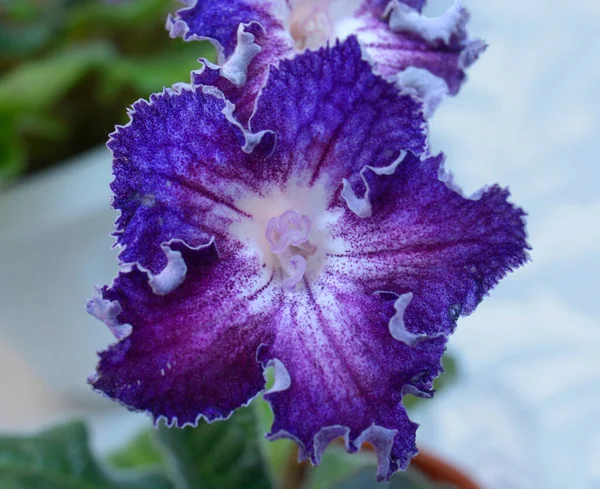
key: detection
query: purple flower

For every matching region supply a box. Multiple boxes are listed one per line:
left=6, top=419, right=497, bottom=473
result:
left=88, top=38, right=528, bottom=480
left=167, top=0, right=486, bottom=122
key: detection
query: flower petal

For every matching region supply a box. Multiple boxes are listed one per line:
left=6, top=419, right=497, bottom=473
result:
left=193, top=22, right=293, bottom=125
left=394, top=67, right=449, bottom=118
left=91, top=35, right=529, bottom=480
left=167, top=0, right=289, bottom=60
left=249, top=36, right=426, bottom=194
left=108, top=37, right=424, bottom=274
left=355, top=0, right=486, bottom=97
left=89, top=240, right=281, bottom=426
left=108, top=85, right=273, bottom=274
left=168, top=1, right=294, bottom=126
left=258, top=285, right=447, bottom=480
left=330, top=151, right=530, bottom=336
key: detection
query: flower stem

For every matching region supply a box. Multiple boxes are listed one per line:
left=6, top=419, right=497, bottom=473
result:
left=282, top=447, right=309, bottom=489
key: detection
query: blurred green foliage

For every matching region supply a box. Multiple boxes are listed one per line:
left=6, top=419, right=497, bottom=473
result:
left=0, top=0, right=215, bottom=182
left=0, top=412, right=456, bottom=489
left=156, top=407, right=274, bottom=489
left=0, top=421, right=174, bottom=489
left=106, top=404, right=457, bottom=489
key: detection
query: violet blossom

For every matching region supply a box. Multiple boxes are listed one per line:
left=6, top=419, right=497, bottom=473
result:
left=167, top=0, right=485, bottom=122
left=88, top=38, right=528, bottom=480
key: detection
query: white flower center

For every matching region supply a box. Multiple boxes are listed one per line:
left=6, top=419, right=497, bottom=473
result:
left=230, top=182, right=341, bottom=292
left=286, top=0, right=363, bottom=51
left=265, top=209, right=317, bottom=290
left=290, top=2, right=334, bottom=50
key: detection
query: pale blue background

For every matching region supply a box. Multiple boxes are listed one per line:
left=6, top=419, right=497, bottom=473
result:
left=416, top=1, right=600, bottom=488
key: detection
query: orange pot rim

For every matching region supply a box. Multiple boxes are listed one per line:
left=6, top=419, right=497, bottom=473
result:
left=411, top=449, right=482, bottom=489
left=334, top=439, right=483, bottom=489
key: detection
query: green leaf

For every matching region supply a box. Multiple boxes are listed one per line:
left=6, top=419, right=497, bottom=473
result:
left=0, top=139, right=25, bottom=183
left=0, top=23, right=55, bottom=59
left=0, top=0, right=41, bottom=21
left=0, top=42, right=115, bottom=112
left=157, top=406, right=274, bottom=489
left=0, top=115, right=25, bottom=182
left=332, top=467, right=456, bottom=489
left=0, top=421, right=174, bottom=489
left=304, top=445, right=376, bottom=489
left=101, top=42, right=215, bottom=99
left=253, top=394, right=296, bottom=488
left=107, top=430, right=166, bottom=471
left=65, top=0, right=171, bottom=35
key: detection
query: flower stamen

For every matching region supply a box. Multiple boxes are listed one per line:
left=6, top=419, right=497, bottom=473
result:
left=282, top=254, right=307, bottom=290
left=265, top=209, right=316, bottom=290
left=266, top=209, right=312, bottom=254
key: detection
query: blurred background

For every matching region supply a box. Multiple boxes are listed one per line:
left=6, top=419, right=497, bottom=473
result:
left=0, top=0, right=214, bottom=180
left=0, top=1, right=598, bottom=488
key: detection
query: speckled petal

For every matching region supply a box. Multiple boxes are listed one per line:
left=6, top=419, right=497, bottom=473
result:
left=249, top=37, right=426, bottom=194
left=108, top=85, right=273, bottom=274
left=90, top=240, right=281, bottom=426
left=168, top=0, right=294, bottom=126
left=192, top=21, right=293, bottom=125
left=167, top=0, right=289, bottom=61
left=330, top=151, right=530, bottom=337
left=354, top=0, right=486, bottom=97
left=168, top=0, right=478, bottom=120
left=259, top=286, right=447, bottom=480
